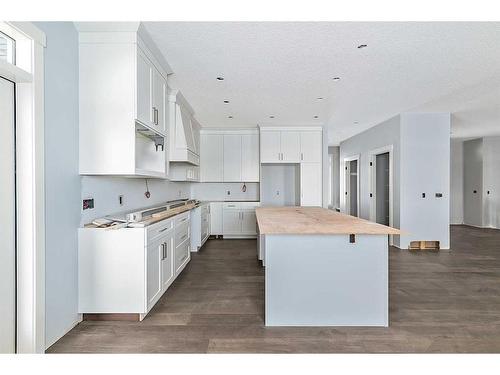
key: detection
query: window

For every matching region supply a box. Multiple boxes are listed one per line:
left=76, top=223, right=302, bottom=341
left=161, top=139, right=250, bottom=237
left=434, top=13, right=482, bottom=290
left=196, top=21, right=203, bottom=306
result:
left=0, top=31, right=15, bottom=65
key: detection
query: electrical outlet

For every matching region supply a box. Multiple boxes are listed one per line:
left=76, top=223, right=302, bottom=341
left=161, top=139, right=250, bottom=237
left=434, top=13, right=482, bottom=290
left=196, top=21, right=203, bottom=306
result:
left=82, top=198, right=94, bottom=210
left=178, top=190, right=182, bottom=197
left=227, top=190, right=231, bottom=195
left=118, top=195, right=124, bottom=206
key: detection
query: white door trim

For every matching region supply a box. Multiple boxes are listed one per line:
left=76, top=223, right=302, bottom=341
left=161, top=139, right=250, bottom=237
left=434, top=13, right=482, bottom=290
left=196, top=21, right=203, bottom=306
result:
left=0, top=22, right=46, bottom=353
left=368, top=145, right=394, bottom=245
left=343, top=154, right=360, bottom=217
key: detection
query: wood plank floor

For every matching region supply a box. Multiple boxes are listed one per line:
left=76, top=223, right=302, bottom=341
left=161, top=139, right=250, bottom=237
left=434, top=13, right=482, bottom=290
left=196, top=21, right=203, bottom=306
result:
left=47, top=225, right=500, bottom=353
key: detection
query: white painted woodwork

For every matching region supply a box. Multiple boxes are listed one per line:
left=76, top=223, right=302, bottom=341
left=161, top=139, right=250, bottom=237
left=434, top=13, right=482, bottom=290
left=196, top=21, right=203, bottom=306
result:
left=222, top=201, right=260, bottom=237
left=169, top=163, right=200, bottom=182
left=0, top=77, right=15, bottom=353
left=241, top=134, right=260, bottom=181
left=78, top=211, right=191, bottom=319
left=260, top=130, right=281, bottom=163
left=300, top=162, right=323, bottom=206
left=190, top=203, right=211, bottom=251
left=210, top=202, right=223, bottom=235
left=200, top=134, right=224, bottom=182
left=223, top=134, right=242, bottom=182
left=300, top=131, right=322, bottom=162
left=281, top=131, right=301, bottom=162
left=78, top=31, right=168, bottom=177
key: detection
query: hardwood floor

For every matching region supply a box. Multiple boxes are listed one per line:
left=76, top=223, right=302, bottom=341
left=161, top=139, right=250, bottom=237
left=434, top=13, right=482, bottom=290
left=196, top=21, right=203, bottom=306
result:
left=47, top=225, right=500, bottom=353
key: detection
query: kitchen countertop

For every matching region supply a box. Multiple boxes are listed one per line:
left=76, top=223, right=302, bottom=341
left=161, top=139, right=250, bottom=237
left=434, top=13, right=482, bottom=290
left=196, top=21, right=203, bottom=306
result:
left=256, top=206, right=401, bottom=235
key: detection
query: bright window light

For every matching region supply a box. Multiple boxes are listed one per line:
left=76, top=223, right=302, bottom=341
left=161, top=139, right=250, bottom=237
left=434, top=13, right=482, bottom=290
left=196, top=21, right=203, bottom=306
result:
left=0, top=31, right=15, bottom=65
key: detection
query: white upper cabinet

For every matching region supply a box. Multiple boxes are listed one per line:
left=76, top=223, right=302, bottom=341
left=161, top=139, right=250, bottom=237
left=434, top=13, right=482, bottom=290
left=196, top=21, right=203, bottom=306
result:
left=168, top=90, right=200, bottom=165
left=241, top=134, right=260, bottom=181
left=78, top=26, right=170, bottom=178
left=223, top=134, right=242, bottom=182
left=260, top=127, right=321, bottom=164
left=200, top=134, right=224, bottom=182
left=281, top=131, right=301, bottom=162
left=300, top=131, right=322, bottom=162
left=200, top=129, right=260, bottom=183
left=260, top=130, right=281, bottom=163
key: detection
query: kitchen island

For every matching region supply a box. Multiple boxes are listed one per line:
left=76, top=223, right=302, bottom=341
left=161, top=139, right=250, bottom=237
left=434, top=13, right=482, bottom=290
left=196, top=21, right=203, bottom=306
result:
left=256, top=207, right=401, bottom=327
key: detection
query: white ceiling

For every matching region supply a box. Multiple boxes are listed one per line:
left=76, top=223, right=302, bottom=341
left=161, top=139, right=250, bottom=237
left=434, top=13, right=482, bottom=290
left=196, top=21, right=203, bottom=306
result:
left=143, top=22, right=500, bottom=145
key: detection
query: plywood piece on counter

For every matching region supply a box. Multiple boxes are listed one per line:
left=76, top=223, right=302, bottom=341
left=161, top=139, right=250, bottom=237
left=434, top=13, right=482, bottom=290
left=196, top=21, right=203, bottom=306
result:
left=256, top=206, right=401, bottom=235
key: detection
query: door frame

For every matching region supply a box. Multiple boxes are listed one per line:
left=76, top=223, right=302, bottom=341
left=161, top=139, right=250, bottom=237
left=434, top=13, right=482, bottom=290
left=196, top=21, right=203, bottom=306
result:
left=343, top=154, right=360, bottom=217
left=0, top=22, right=46, bottom=353
left=369, top=145, right=394, bottom=244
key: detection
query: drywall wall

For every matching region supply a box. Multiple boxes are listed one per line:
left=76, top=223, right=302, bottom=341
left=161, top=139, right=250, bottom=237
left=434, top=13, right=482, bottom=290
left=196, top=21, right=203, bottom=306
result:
left=463, top=138, right=483, bottom=227
left=339, top=115, right=401, bottom=228
left=260, top=165, right=300, bottom=206
left=80, top=176, right=191, bottom=224
left=482, top=137, right=500, bottom=228
left=450, top=139, right=464, bottom=224
left=35, top=22, right=81, bottom=349
left=191, top=182, right=260, bottom=201
left=399, top=113, right=451, bottom=249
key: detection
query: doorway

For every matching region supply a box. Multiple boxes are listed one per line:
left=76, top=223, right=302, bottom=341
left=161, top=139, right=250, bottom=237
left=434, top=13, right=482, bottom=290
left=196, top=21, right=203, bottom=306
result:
left=344, top=156, right=359, bottom=217
left=0, top=76, right=16, bottom=353
left=369, top=145, right=394, bottom=234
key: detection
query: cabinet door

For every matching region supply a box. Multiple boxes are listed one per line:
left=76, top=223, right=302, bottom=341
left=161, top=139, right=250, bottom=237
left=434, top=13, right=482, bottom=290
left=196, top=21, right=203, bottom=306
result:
left=151, top=67, right=166, bottom=133
left=260, top=131, right=281, bottom=163
left=241, top=210, right=257, bottom=235
left=201, top=134, right=224, bottom=182
left=210, top=202, right=223, bottom=235
left=136, top=50, right=152, bottom=126
left=300, top=131, right=322, bottom=162
left=241, top=134, right=260, bottom=182
left=300, top=162, right=323, bottom=206
left=223, top=134, right=242, bottom=182
left=223, top=209, right=241, bottom=235
left=281, top=131, right=301, bottom=162
left=161, top=233, right=174, bottom=290
left=174, top=240, right=190, bottom=275
left=147, top=239, right=163, bottom=307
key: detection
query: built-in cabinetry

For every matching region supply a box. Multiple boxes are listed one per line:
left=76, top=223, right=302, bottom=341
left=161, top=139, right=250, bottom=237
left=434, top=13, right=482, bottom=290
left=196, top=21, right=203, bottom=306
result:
left=200, top=129, right=260, bottom=182
left=77, top=24, right=170, bottom=178
left=190, top=202, right=211, bottom=251
left=210, top=202, right=224, bottom=236
left=222, top=202, right=260, bottom=237
left=260, top=127, right=323, bottom=207
left=78, top=211, right=191, bottom=320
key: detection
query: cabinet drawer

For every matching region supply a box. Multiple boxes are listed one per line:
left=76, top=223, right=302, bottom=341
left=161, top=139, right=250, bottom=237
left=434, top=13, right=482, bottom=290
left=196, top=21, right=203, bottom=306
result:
left=147, top=218, right=174, bottom=243
left=175, top=221, right=190, bottom=247
left=174, top=239, right=190, bottom=273
left=174, top=211, right=190, bottom=226
left=240, top=202, right=260, bottom=210
left=223, top=202, right=240, bottom=210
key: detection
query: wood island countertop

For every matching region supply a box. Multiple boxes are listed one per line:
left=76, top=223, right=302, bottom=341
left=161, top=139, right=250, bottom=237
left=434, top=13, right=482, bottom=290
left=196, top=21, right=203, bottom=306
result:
left=256, top=206, right=401, bottom=235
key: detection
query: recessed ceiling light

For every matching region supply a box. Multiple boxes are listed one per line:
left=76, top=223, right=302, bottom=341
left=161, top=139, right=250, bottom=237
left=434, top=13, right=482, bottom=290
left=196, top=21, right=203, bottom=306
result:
left=357, top=44, right=367, bottom=49
left=216, top=77, right=224, bottom=81
left=332, top=77, right=340, bottom=81
left=317, top=97, right=324, bottom=100
left=228, top=116, right=233, bottom=119
left=314, top=115, right=319, bottom=119
left=354, top=121, right=359, bottom=124
left=269, top=115, right=275, bottom=119
left=223, top=100, right=229, bottom=103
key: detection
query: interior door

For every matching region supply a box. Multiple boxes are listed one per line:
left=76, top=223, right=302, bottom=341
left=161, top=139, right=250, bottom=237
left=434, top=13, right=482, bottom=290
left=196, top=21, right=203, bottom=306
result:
left=0, top=77, right=16, bottom=353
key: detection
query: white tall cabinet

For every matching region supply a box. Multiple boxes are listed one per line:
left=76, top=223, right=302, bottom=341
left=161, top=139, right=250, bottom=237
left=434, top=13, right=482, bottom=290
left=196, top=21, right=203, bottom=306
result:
left=77, top=24, right=170, bottom=178
left=260, top=126, right=323, bottom=207
left=200, top=129, right=260, bottom=182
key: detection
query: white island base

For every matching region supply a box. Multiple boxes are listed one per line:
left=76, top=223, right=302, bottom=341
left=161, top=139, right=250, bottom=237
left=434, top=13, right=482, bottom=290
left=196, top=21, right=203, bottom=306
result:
left=263, top=233, right=388, bottom=327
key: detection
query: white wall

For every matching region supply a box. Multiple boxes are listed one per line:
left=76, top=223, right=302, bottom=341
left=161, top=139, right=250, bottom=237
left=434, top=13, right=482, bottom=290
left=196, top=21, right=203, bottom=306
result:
left=190, top=182, right=259, bottom=202
left=35, top=22, right=81, bottom=349
left=328, top=146, right=340, bottom=209
left=260, top=165, right=300, bottom=206
left=482, top=137, right=500, bottom=228
left=399, top=113, right=451, bottom=249
left=450, top=139, right=464, bottom=224
left=81, top=177, right=191, bottom=224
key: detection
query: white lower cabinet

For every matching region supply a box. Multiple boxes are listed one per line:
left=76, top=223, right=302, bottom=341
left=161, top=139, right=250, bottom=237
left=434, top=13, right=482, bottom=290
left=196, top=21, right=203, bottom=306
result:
left=78, top=211, right=191, bottom=320
left=222, top=202, right=260, bottom=237
left=190, top=203, right=211, bottom=252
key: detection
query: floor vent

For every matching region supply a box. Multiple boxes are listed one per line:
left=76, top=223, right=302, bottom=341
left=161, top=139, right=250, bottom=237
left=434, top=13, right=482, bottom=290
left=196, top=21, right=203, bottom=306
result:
left=409, top=241, right=440, bottom=250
